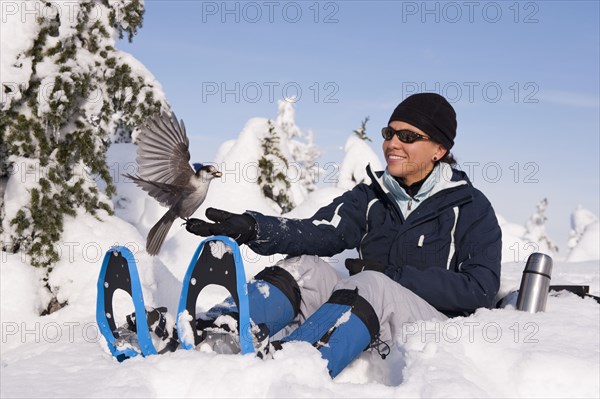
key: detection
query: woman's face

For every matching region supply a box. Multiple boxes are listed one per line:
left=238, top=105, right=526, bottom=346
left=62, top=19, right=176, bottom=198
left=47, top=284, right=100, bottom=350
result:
left=382, top=121, right=447, bottom=185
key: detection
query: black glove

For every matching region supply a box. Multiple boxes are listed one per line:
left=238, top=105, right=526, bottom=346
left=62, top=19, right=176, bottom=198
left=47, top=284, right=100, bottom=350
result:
left=185, top=208, right=257, bottom=245
left=345, top=258, right=386, bottom=276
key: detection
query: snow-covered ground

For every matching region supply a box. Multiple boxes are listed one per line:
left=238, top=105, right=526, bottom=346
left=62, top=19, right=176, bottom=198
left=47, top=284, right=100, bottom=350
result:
left=2, top=123, right=599, bottom=397
left=2, top=1, right=598, bottom=396
left=2, top=235, right=599, bottom=397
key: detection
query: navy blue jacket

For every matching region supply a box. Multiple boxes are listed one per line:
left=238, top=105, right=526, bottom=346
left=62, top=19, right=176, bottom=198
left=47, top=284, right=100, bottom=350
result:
left=248, top=166, right=502, bottom=317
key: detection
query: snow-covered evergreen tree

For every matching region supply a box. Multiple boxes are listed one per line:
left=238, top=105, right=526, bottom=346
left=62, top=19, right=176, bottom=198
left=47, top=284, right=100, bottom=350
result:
left=567, top=205, right=598, bottom=249
left=258, top=120, right=294, bottom=213
left=214, top=102, right=322, bottom=215
left=1, top=0, right=167, bottom=273
left=523, top=198, right=559, bottom=256
left=566, top=205, right=599, bottom=262
left=353, top=116, right=371, bottom=142
left=337, top=119, right=383, bottom=191
left=275, top=99, right=321, bottom=197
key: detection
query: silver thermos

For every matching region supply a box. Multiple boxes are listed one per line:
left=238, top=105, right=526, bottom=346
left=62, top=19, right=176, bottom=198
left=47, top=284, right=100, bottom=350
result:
left=516, top=253, right=553, bottom=313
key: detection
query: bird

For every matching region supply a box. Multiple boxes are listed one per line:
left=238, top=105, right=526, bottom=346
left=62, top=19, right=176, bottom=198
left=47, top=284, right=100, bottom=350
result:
left=124, top=111, right=222, bottom=256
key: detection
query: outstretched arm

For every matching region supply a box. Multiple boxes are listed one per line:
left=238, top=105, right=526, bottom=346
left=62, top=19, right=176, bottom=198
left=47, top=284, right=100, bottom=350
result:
left=187, top=185, right=372, bottom=257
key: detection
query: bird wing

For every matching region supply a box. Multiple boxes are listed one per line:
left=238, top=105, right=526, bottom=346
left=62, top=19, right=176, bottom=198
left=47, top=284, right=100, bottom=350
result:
left=136, top=111, right=194, bottom=186
left=124, top=173, right=195, bottom=208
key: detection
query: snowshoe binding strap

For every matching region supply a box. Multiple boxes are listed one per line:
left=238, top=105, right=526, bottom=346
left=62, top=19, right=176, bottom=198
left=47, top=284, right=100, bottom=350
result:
left=369, top=334, right=391, bottom=360
left=123, top=307, right=179, bottom=354
left=195, top=312, right=271, bottom=357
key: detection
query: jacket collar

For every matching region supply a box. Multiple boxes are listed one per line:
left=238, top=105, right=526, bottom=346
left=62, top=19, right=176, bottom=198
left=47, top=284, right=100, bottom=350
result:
left=367, top=164, right=474, bottom=224
left=382, top=163, right=467, bottom=204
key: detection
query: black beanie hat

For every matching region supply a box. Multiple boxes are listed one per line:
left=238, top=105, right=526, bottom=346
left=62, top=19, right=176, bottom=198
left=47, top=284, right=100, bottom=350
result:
left=388, top=93, right=457, bottom=150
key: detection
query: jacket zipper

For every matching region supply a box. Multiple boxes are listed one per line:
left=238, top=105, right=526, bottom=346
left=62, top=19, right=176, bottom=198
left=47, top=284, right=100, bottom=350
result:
left=367, top=167, right=405, bottom=222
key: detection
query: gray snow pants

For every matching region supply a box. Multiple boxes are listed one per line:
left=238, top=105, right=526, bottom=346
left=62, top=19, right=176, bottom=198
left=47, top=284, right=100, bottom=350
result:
left=275, top=255, right=446, bottom=345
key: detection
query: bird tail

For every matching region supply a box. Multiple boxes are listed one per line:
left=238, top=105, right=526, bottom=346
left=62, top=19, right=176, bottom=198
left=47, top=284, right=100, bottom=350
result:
left=146, top=210, right=177, bottom=256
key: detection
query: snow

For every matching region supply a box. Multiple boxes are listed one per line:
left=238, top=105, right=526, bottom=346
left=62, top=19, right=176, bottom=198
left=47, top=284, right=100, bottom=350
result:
left=0, top=1, right=40, bottom=111
left=337, top=135, right=383, bottom=191
left=2, top=129, right=599, bottom=397
left=2, top=157, right=41, bottom=237
left=567, top=221, right=600, bottom=262
left=177, top=310, right=195, bottom=349
left=256, top=281, right=270, bottom=299
left=208, top=240, right=233, bottom=260
left=2, top=66, right=599, bottom=398
left=2, top=255, right=599, bottom=397
left=567, top=206, right=600, bottom=262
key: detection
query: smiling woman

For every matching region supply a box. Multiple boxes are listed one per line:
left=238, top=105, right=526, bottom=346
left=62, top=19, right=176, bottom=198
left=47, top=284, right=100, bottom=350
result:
left=184, top=92, right=503, bottom=378
left=382, top=93, right=458, bottom=193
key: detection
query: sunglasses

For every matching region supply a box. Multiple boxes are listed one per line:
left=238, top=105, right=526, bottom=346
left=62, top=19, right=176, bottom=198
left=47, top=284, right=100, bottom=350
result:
left=381, top=127, right=431, bottom=143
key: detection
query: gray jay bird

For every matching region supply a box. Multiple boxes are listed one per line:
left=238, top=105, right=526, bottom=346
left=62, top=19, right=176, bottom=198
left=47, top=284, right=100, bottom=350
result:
left=124, top=112, right=222, bottom=255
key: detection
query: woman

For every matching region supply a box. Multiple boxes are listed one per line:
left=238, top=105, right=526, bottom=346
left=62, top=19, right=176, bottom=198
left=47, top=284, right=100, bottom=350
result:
left=186, top=93, right=502, bottom=377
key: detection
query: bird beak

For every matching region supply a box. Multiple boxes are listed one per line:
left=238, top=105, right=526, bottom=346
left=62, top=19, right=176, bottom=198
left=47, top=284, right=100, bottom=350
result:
left=213, top=171, right=222, bottom=178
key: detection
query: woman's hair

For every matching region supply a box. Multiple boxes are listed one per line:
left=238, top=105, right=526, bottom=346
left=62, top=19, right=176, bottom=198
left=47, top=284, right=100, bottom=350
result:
left=439, top=151, right=458, bottom=167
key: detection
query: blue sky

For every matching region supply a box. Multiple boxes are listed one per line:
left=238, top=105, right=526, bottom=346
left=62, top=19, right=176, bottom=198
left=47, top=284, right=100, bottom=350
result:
left=118, top=0, right=599, bottom=248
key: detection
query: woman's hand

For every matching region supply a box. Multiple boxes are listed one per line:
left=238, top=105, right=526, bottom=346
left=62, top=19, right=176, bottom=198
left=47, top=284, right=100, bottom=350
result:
left=344, top=258, right=386, bottom=276
left=185, top=208, right=257, bottom=245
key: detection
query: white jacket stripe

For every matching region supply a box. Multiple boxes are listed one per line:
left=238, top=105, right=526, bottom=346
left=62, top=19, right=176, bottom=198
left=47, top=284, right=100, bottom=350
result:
left=446, top=206, right=460, bottom=270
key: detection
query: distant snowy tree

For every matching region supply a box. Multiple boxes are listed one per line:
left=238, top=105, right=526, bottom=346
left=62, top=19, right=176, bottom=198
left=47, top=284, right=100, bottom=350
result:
left=567, top=205, right=598, bottom=248
left=275, top=99, right=321, bottom=197
left=275, top=98, right=302, bottom=141
left=258, top=120, right=294, bottom=213
left=353, top=116, right=371, bottom=142
left=523, top=198, right=559, bottom=256
left=215, top=102, right=322, bottom=215
left=337, top=119, right=383, bottom=191
left=0, top=0, right=166, bottom=275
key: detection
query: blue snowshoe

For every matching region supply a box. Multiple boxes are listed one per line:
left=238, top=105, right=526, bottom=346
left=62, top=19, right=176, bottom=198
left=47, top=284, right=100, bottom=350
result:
left=176, top=236, right=255, bottom=355
left=96, top=246, right=177, bottom=361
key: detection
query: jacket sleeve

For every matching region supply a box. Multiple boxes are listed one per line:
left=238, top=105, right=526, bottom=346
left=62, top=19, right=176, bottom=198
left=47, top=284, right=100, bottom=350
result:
left=387, top=191, right=502, bottom=314
left=246, top=185, right=371, bottom=257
